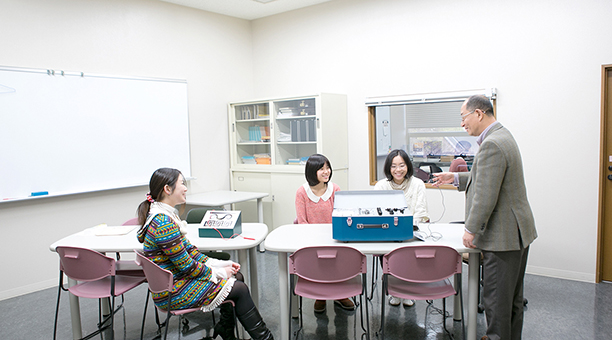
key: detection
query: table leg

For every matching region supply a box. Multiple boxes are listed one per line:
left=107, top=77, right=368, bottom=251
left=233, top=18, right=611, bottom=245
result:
left=248, top=246, right=259, bottom=308
left=256, top=198, right=264, bottom=224
left=257, top=198, right=266, bottom=252
left=237, top=249, right=249, bottom=339
left=68, top=278, right=83, bottom=340
left=278, top=252, right=289, bottom=340
left=453, top=273, right=462, bottom=321
left=467, top=252, right=479, bottom=340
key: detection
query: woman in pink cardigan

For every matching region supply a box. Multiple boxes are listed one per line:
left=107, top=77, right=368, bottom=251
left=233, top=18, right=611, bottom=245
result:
left=294, top=154, right=355, bottom=313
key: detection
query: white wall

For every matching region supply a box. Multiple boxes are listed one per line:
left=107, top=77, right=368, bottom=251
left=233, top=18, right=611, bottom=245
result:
left=251, top=0, right=612, bottom=282
left=0, top=0, right=253, bottom=299
left=1, top=0, right=609, bottom=300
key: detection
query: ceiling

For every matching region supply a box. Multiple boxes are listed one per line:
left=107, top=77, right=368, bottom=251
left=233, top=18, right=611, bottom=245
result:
left=158, top=0, right=332, bottom=20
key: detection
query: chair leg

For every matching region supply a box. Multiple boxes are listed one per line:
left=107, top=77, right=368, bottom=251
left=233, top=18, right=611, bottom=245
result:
left=359, top=274, right=370, bottom=340
left=53, top=276, right=63, bottom=340
left=109, top=296, right=115, bottom=340
left=442, top=298, right=451, bottom=338
left=368, top=255, right=379, bottom=301
left=295, top=296, right=304, bottom=339
left=360, top=288, right=370, bottom=340
left=379, top=275, right=387, bottom=340
left=140, top=290, right=150, bottom=340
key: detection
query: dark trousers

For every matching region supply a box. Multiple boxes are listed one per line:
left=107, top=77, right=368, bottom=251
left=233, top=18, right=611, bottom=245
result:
left=481, top=246, right=529, bottom=340
left=225, top=272, right=256, bottom=316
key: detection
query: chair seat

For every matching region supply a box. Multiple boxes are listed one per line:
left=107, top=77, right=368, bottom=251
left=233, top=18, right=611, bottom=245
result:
left=294, top=275, right=363, bottom=301
left=155, top=306, right=202, bottom=316
left=386, top=276, right=455, bottom=301
left=69, top=275, right=146, bottom=299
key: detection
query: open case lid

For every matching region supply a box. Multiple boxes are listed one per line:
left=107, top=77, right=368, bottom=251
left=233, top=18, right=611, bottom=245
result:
left=333, top=190, right=408, bottom=209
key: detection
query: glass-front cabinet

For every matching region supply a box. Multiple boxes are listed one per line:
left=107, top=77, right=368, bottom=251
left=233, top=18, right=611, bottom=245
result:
left=228, top=93, right=348, bottom=229
left=229, top=94, right=348, bottom=170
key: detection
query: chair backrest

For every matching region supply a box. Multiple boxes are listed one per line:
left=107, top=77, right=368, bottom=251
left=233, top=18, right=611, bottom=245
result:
left=122, top=217, right=140, bottom=225
left=413, top=168, right=430, bottom=182
left=56, top=246, right=115, bottom=281
left=185, top=207, right=225, bottom=224
left=450, top=158, right=469, bottom=172
left=289, top=246, right=367, bottom=283
left=134, top=251, right=174, bottom=294
left=418, top=162, right=443, bottom=174
left=382, top=245, right=461, bottom=283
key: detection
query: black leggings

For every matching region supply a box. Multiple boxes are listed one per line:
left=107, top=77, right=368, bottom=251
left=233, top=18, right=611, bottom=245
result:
left=225, top=272, right=256, bottom=316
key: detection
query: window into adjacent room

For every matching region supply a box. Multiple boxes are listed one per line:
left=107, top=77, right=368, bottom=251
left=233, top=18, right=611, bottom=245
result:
left=367, top=89, right=496, bottom=186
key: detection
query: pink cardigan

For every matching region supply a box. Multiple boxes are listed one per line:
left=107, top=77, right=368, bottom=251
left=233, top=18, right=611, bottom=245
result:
left=295, top=182, right=341, bottom=224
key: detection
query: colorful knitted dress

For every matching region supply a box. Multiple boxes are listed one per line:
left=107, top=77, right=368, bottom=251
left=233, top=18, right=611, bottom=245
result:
left=139, top=212, right=234, bottom=312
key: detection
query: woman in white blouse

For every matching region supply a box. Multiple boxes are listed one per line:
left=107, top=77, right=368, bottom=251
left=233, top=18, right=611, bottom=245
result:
left=375, top=149, right=430, bottom=307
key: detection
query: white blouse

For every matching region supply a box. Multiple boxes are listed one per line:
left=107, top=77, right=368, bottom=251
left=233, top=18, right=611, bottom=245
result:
left=374, top=176, right=430, bottom=222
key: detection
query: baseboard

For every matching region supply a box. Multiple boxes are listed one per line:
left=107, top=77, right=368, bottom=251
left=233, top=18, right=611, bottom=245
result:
left=527, top=265, right=595, bottom=283
left=0, top=278, right=57, bottom=301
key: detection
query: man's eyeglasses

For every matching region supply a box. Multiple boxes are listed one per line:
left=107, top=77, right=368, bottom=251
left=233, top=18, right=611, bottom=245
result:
left=460, top=110, right=476, bottom=122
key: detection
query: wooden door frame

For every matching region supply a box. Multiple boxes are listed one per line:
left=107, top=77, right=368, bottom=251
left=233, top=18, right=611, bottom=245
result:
left=596, top=64, right=612, bottom=282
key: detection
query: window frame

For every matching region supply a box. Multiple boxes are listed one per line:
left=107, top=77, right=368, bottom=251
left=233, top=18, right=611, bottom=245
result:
left=367, top=89, right=497, bottom=186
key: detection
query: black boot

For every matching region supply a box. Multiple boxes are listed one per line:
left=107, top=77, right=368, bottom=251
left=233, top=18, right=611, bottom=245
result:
left=238, top=306, right=274, bottom=340
left=213, top=303, right=237, bottom=340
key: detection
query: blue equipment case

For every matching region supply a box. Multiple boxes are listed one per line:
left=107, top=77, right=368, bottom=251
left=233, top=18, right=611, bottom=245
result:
left=332, top=190, right=413, bottom=242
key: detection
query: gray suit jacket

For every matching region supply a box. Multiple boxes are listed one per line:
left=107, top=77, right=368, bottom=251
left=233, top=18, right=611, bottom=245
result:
left=458, top=123, right=537, bottom=251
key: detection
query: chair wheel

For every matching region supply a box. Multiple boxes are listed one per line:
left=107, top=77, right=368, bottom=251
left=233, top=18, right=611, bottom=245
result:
left=478, top=304, right=484, bottom=313
left=523, top=298, right=528, bottom=306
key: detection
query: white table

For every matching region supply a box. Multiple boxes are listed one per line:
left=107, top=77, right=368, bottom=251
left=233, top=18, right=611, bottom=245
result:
left=187, top=191, right=268, bottom=224
left=50, top=223, right=268, bottom=340
left=264, top=223, right=481, bottom=340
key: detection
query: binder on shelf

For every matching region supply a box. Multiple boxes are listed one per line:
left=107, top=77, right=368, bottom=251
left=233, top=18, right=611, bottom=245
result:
left=298, top=120, right=307, bottom=142
left=291, top=120, right=298, bottom=142
left=307, top=118, right=316, bottom=141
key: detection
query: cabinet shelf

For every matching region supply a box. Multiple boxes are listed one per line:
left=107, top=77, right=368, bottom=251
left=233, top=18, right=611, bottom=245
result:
left=236, top=118, right=270, bottom=123
left=275, top=115, right=315, bottom=120
left=237, top=141, right=271, bottom=145
left=277, top=141, right=316, bottom=145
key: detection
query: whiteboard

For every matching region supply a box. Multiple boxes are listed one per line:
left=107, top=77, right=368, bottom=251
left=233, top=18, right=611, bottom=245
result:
left=0, top=66, right=191, bottom=201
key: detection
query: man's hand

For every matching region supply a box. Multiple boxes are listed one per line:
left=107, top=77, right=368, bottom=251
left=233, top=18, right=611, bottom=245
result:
left=431, top=172, right=454, bottom=186
left=463, top=230, right=476, bottom=249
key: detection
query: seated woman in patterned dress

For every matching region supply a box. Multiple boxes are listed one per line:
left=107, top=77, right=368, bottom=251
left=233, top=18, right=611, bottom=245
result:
left=136, top=168, right=273, bottom=340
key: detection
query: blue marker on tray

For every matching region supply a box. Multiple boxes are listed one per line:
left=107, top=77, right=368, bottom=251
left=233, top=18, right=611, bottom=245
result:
left=30, top=191, right=49, bottom=197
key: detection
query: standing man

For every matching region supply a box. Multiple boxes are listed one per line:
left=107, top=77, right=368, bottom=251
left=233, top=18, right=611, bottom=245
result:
left=432, top=95, right=537, bottom=340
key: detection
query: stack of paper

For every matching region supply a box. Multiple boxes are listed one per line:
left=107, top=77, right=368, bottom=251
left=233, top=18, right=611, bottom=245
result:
left=92, top=224, right=137, bottom=236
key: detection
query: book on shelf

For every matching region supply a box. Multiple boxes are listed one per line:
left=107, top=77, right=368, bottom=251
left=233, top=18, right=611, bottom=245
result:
left=248, top=126, right=270, bottom=142
left=254, top=153, right=271, bottom=165
left=277, top=107, right=298, bottom=118
left=241, top=156, right=256, bottom=164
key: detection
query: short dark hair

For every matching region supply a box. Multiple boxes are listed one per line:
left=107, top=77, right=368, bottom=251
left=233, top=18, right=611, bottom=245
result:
left=465, top=95, right=494, bottom=116
left=305, top=154, right=332, bottom=186
left=383, top=149, right=413, bottom=181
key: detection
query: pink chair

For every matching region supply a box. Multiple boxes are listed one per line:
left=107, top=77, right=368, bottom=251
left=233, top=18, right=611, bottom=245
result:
left=450, top=158, right=469, bottom=172
left=53, top=246, right=146, bottom=340
left=380, top=245, right=464, bottom=340
left=122, top=217, right=139, bottom=225
left=289, top=246, right=370, bottom=340
left=134, top=251, right=237, bottom=340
